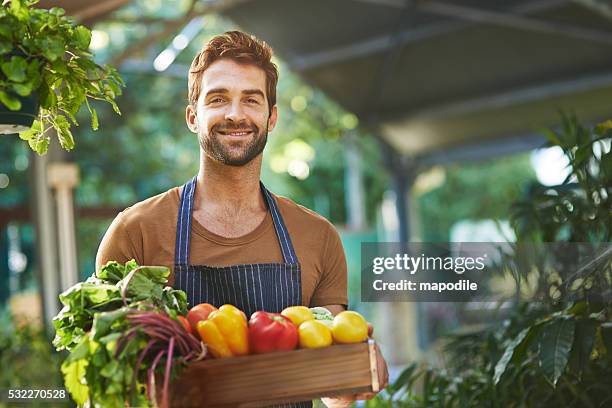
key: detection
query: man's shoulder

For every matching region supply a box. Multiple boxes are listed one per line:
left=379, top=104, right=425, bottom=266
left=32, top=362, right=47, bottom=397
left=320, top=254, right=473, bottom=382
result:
left=116, top=187, right=180, bottom=228
left=272, top=194, right=335, bottom=231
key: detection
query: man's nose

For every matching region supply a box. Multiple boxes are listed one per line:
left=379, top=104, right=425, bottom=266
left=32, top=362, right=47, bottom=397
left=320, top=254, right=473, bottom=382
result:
left=224, top=101, right=246, bottom=123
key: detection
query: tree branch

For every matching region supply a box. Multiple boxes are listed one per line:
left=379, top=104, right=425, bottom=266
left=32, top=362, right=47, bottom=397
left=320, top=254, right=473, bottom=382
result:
left=110, top=0, right=251, bottom=66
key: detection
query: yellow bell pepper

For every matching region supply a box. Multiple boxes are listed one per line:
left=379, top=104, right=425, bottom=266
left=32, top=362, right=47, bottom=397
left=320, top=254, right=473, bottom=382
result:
left=331, top=311, right=368, bottom=344
left=298, top=320, right=333, bottom=349
left=281, top=306, right=314, bottom=327
left=196, top=304, right=249, bottom=358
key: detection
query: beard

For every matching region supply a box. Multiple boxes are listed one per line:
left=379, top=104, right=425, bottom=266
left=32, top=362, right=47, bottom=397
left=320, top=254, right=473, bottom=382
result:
left=199, top=120, right=268, bottom=167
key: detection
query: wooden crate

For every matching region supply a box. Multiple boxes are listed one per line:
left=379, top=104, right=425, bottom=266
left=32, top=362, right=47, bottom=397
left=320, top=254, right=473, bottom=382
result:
left=168, top=339, right=380, bottom=407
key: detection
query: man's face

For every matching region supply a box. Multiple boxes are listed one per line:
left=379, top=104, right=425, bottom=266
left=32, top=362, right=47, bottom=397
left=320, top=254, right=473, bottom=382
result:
left=186, top=59, right=277, bottom=166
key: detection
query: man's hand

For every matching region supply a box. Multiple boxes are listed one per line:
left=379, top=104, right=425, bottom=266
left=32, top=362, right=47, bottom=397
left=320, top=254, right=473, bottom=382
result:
left=320, top=342, right=389, bottom=408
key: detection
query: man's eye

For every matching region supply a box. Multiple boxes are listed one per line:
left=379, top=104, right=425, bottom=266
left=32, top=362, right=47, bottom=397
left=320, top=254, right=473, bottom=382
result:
left=209, top=97, right=224, bottom=103
left=246, top=98, right=259, bottom=104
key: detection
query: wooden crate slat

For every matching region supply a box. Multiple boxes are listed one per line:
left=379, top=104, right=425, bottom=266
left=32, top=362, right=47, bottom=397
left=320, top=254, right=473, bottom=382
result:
left=169, top=342, right=375, bottom=407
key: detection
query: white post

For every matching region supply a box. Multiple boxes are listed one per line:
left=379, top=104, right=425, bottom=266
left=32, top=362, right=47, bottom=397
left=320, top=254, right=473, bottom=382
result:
left=31, top=151, right=60, bottom=328
left=344, top=132, right=366, bottom=230
left=47, top=163, right=80, bottom=292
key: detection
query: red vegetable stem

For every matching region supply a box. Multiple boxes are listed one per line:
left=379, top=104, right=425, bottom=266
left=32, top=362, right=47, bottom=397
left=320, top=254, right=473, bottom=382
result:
left=138, top=324, right=191, bottom=356
left=115, top=328, right=141, bottom=358
left=147, top=349, right=166, bottom=405
left=129, top=317, right=179, bottom=338
left=139, top=327, right=189, bottom=356
left=121, top=267, right=144, bottom=306
left=161, top=337, right=175, bottom=408
left=131, top=339, right=156, bottom=403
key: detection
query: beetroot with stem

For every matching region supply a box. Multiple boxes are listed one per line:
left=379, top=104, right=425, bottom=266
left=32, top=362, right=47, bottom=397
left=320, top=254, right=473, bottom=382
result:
left=119, top=307, right=207, bottom=406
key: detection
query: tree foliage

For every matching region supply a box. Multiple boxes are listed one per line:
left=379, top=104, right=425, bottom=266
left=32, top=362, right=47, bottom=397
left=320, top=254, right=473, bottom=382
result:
left=368, top=115, right=612, bottom=407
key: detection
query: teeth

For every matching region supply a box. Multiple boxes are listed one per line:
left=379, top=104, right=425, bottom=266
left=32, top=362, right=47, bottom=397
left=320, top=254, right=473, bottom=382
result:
left=227, top=132, right=249, bottom=136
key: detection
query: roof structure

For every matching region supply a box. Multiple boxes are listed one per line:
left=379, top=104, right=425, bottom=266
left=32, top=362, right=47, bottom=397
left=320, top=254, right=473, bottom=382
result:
left=39, top=0, right=612, bottom=163
left=217, top=0, right=612, bottom=163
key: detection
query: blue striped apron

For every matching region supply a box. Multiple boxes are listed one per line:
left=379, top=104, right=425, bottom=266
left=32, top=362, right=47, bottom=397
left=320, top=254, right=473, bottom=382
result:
left=173, top=176, right=312, bottom=408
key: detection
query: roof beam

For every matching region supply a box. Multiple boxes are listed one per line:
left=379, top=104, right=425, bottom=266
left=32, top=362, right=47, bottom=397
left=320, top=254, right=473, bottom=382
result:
left=420, top=1, right=612, bottom=45
left=291, top=0, right=569, bottom=71
left=383, top=70, right=612, bottom=121
left=416, top=132, right=546, bottom=167
left=571, top=0, right=612, bottom=22
left=363, top=0, right=418, bottom=115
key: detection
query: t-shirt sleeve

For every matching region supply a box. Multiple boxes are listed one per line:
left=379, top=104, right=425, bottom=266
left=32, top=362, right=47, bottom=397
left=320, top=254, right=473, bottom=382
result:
left=309, top=225, right=348, bottom=307
left=95, top=212, right=143, bottom=272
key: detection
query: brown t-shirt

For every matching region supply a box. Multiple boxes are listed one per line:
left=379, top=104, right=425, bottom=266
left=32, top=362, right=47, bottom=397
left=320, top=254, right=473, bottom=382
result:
left=95, top=187, right=348, bottom=307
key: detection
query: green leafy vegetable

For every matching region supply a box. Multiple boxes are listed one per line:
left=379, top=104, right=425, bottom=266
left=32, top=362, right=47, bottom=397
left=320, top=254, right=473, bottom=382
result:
left=53, top=260, right=203, bottom=407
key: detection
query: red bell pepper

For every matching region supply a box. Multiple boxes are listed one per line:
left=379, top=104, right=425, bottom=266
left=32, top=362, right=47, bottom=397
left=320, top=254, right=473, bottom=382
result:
left=248, top=311, right=298, bottom=353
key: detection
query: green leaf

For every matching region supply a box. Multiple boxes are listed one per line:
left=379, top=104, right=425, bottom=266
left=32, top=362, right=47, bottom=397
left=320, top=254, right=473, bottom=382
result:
left=54, top=114, right=75, bottom=150
left=72, top=25, right=91, bottom=49
left=58, top=282, right=119, bottom=308
left=11, top=81, right=32, bottom=96
left=39, top=82, right=57, bottom=109
left=96, top=260, right=129, bottom=283
left=90, top=106, right=98, bottom=130
left=601, top=322, right=612, bottom=354
left=25, top=58, right=42, bottom=86
left=18, top=118, right=41, bottom=140
left=61, top=358, right=89, bottom=405
left=108, top=98, right=121, bottom=115
left=387, top=363, right=418, bottom=397
left=0, top=41, right=12, bottom=55
left=0, top=90, right=21, bottom=110
left=50, top=57, right=69, bottom=75
left=119, top=266, right=170, bottom=302
left=541, top=128, right=562, bottom=148
left=66, top=335, right=91, bottom=363
left=30, top=131, right=50, bottom=155
left=40, top=35, right=66, bottom=61
left=49, top=7, right=66, bottom=17
left=494, top=328, right=529, bottom=384
left=1, top=55, right=27, bottom=82
left=91, top=308, right=128, bottom=340
left=568, top=319, right=596, bottom=378
left=538, top=318, right=575, bottom=387
left=0, top=18, right=15, bottom=40
left=9, top=0, right=29, bottom=21
left=100, top=360, right=119, bottom=378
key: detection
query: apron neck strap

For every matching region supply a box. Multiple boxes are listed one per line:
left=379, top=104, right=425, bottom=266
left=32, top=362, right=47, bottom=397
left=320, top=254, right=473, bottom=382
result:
left=174, top=177, right=298, bottom=265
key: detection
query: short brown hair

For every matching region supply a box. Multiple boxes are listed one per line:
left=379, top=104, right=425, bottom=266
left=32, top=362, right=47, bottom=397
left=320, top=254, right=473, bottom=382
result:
left=188, top=31, right=279, bottom=113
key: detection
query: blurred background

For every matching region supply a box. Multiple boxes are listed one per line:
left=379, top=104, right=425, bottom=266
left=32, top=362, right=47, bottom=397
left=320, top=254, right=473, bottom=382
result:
left=1, top=0, right=611, bottom=406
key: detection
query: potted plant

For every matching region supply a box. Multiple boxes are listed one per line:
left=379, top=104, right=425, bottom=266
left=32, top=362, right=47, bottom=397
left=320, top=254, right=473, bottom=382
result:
left=0, top=0, right=124, bottom=154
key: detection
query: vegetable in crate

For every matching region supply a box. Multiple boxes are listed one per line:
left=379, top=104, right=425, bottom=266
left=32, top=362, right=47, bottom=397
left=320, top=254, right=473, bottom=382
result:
left=281, top=306, right=314, bottom=327
left=249, top=311, right=298, bottom=353
left=309, top=306, right=334, bottom=328
left=53, top=260, right=205, bottom=408
left=298, top=320, right=333, bottom=349
left=187, top=303, right=218, bottom=336
left=197, top=304, right=249, bottom=358
left=332, top=311, right=368, bottom=344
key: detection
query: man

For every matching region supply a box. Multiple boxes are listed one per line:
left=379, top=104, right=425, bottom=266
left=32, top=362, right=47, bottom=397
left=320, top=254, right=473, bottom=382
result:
left=96, top=30, right=387, bottom=408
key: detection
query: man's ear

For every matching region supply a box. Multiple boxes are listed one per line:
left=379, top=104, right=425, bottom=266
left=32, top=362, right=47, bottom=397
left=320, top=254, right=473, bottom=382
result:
left=186, top=104, right=198, bottom=133
left=267, top=105, right=278, bottom=132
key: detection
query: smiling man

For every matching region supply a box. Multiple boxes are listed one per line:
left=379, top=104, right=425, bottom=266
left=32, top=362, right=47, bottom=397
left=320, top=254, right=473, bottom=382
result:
left=96, top=31, right=387, bottom=408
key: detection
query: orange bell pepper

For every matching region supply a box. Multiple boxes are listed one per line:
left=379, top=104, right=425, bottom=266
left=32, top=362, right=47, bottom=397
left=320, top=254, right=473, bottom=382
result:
left=196, top=304, right=249, bottom=358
